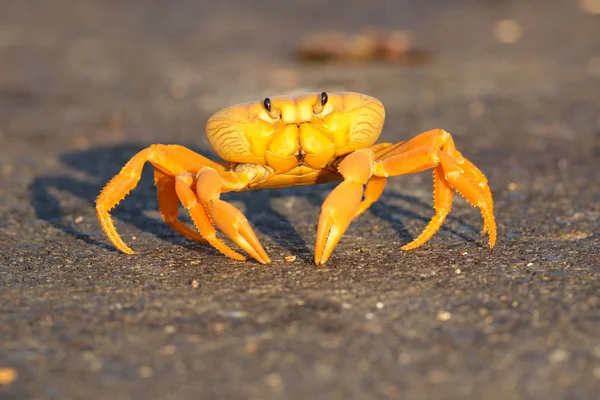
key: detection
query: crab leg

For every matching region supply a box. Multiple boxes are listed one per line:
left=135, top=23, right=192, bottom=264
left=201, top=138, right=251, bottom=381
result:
left=350, top=141, right=409, bottom=218
left=454, top=150, right=494, bottom=235
left=96, top=144, right=226, bottom=254
left=195, top=167, right=271, bottom=264
left=96, top=148, right=151, bottom=254
left=377, top=130, right=494, bottom=235
left=400, top=165, right=453, bottom=250
left=354, top=176, right=388, bottom=218
left=314, top=129, right=496, bottom=265
left=315, top=148, right=375, bottom=265
left=373, top=130, right=496, bottom=249
left=174, top=172, right=246, bottom=261
left=154, top=168, right=205, bottom=243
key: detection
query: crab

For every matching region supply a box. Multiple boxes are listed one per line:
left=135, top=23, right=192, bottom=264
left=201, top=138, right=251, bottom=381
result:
left=96, top=91, right=496, bottom=265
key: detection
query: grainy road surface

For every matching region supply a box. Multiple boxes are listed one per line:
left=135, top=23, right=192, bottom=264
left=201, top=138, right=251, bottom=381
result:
left=1, top=1, right=599, bottom=399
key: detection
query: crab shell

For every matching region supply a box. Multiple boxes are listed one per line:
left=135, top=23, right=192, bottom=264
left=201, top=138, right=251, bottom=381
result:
left=205, top=92, right=385, bottom=171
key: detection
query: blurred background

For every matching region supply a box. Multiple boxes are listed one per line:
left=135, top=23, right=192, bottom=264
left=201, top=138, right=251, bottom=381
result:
left=2, top=0, right=599, bottom=148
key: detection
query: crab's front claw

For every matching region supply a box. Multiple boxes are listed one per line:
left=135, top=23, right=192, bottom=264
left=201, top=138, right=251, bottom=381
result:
left=207, top=199, right=271, bottom=264
left=315, top=180, right=364, bottom=265
left=195, top=167, right=270, bottom=265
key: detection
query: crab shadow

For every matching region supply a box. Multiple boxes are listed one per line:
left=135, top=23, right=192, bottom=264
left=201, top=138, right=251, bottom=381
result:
left=30, top=143, right=479, bottom=262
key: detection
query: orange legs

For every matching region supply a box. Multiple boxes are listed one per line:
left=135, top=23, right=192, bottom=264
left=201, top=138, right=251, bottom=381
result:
left=174, top=172, right=247, bottom=262
left=97, top=131, right=495, bottom=266
left=400, top=165, right=453, bottom=250
left=154, top=168, right=205, bottom=243
left=375, top=129, right=496, bottom=250
left=315, top=149, right=375, bottom=265
left=96, top=148, right=151, bottom=254
left=194, top=167, right=270, bottom=264
left=96, top=143, right=271, bottom=264
left=315, top=129, right=496, bottom=264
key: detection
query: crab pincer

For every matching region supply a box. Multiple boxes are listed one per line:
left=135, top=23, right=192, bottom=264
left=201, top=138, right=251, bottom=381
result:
left=195, top=167, right=271, bottom=264
left=315, top=149, right=375, bottom=265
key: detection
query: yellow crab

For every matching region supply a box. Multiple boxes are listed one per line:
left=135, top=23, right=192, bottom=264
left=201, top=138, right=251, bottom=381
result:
left=96, top=91, right=496, bottom=265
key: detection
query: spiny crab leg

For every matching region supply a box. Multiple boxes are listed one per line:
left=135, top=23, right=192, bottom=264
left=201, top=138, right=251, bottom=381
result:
left=316, top=129, right=496, bottom=265
left=315, top=149, right=375, bottom=265
left=401, top=165, right=452, bottom=250
left=374, top=129, right=496, bottom=250
left=154, top=168, right=205, bottom=243
left=96, top=148, right=152, bottom=254
left=354, top=176, right=387, bottom=218
left=96, top=144, right=227, bottom=254
left=174, top=172, right=247, bottom=261
left=195, top=167, right=271, bottom=264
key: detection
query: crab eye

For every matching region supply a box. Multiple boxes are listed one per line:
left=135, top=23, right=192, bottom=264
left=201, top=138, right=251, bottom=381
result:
left=313, top=92, right=329, bottom=114
left=320, top=92, right=328, bottom=106
left=263, top=97, right=272, bottom=112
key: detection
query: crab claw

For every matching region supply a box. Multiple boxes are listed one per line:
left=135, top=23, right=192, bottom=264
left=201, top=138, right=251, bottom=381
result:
left=196, top=167, right=270, bottom=264
left=315, top=180, right=364, bottom=265
left=207, top=199, right=271, bottom=264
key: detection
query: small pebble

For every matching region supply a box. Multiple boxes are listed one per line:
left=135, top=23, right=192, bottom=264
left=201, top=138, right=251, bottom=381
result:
left=493, top=19, right=523, bottom=44
left=211, top=322, right=226, bottom=333
left=245, top=342, right=258, bottom=354
left=314, top=362, right=334, bottom=379
left=549, top=349, right=569, bottom=364
left=468, top=101, right=485, bottom=117
left=138, top=366, right=154, bottom=378
left=226, top=310, right=248, bottom=319
left=437, top=311, right=452, bottom=321
left=74, top=216, right=84, bottom=223
left=376, top=302, right=384, bottom=309
left=186, top=334, right=201, bottom=343
left=190, top=280, right=199, bottom=288
left=0, top=368, right=17, bottom=385
left=160, top=344, right=176, bottom=356
left=398, top=353, right=411, bottom=364
left=284, top=255, right=296, bottom=262
left=359, top=359, right=370, bottom=372
left=164, top=325, right=176, bottom=334
left=169, top=78, right=189, bottom=99
left=264, top=373, right=284, bottom=391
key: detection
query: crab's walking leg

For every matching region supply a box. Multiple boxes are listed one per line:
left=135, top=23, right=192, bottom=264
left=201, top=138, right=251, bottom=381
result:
left=373, top=130, right=496, bottom=249
left=96, top=149, right=151, bottom=254
left=96, top=144, right=227, bottom=254
left=400, top=166, right=452, bottom=250
left=154, top=168, right=205, bottom=243
left=315, top=149, right=375, bottom=265
left=354, top=176, right=387, bottom=218
left=438, top=151, right=496, bottom=248
left=454, top=150, right=494, bottom=235
left=350, top=141, right=413, bottom=218
left=174, top=172, right=246, bottom=261
left=195, top=167, right=271, bottom=264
